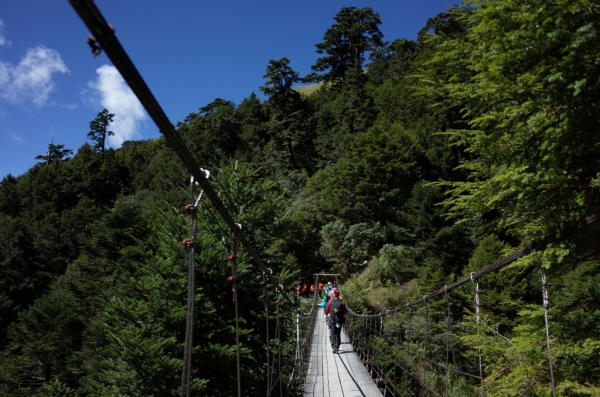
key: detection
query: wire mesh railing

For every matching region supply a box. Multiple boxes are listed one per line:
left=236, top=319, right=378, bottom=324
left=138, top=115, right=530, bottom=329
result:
left=286, top=296, right=318, bottom=396
left=343, top=215, right=597, bottom=396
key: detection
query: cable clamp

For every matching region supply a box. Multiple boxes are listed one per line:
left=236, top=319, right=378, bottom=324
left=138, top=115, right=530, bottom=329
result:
left=182, top=203, right=197, bottom=214
left=233, top=222, right=242, bottom=234
left=190, top=168, right=210, bottom=185
left=179, top=238, right=193, bottom=248
left=87, top=24, right=115, bottom=57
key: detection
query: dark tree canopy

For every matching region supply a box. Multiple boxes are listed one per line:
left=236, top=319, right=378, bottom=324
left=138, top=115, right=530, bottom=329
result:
left=259, top=57, right=301, bottom=100
left=260, top=58, right=314, bottom=171
left=87, top=109, right=115, bottom=152
left=309, top=6, right=385, bottom=83
left=35, top=141, right=73, bottom=164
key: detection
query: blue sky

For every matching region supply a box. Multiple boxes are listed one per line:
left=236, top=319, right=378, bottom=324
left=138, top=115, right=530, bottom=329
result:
left=0, top=1, right=452, bottom=179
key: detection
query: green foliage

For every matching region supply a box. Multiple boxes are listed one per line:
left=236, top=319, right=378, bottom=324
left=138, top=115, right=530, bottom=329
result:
left=432, top=0, right=600, bottom=243
left=178, top=99, right=242, bottom=169
left=87, top=109, right=115, bottom=153
left=319, top=221, right=386, bottom=275
left=308, top=124, right=420, bottom=225
left=7, top=288, right=85, bottom=385
left=260, top=58, right=316, bottom=172
left=309, top=6, right=385, bottom=83
left=35, top=141, right=73, bottom=164
left=37, top=379, right=78, bottom=397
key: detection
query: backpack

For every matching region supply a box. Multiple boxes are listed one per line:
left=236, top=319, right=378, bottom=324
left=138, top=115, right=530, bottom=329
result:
left=329, top=299, right=345, bottom=327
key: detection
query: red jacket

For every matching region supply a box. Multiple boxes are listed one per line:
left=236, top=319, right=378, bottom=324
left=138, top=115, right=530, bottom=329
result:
left=324, top=298, right=347, bottom=316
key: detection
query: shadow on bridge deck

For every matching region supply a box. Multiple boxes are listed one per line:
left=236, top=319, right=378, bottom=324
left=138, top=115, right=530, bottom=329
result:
left=304, top=307, right=382, bottom=397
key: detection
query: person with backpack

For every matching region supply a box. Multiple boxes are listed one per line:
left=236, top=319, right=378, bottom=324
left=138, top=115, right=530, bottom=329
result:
left=324, top=289, right=347, bottom=353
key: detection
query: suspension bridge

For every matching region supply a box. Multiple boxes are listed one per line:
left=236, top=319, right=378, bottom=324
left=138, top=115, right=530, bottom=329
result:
left=304, top=305, right=382, bottom=396
left=69, top=1, right=597, bottom=396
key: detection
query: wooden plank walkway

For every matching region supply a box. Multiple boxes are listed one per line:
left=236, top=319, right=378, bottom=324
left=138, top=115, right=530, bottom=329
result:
left=304, top=307, right=382, bottom=397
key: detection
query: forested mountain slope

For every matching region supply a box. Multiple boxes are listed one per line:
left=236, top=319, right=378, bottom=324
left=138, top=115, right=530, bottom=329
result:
left=1, top=1, right=599, bottom=395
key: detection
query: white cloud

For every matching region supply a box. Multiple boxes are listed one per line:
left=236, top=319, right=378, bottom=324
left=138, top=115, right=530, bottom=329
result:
left=0, top=45, right=69, bottom=106
left=87, top=64, right=146, bottom=147
left=61, top=103, right=77, bottom=110
left=0, top=19, right=11, bottom=47
left=10, top=133, right=23, bottom=143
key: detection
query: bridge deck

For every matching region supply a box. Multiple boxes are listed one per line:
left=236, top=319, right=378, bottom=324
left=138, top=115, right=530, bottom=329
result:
left=304, top=308, right=382, bottom=397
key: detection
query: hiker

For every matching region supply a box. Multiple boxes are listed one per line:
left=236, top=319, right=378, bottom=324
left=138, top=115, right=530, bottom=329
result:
left=324, top=289, right=347, bottom=353
left=328, top=287, right=338, bottom=298
left=321, top=292, right=330, bottom=309
left=323, top=282, right=333, bottom=298
left=321, top=293, right=330, bottom=322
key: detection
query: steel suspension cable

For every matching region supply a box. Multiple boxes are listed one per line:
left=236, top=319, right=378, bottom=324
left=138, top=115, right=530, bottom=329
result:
left=343, top=217, right=599, bottom=396
left=69, top=0, right=277, bottom=281
left=67, top=4, right=294, bottom=395
left=346, top=215, right=597, bottom=316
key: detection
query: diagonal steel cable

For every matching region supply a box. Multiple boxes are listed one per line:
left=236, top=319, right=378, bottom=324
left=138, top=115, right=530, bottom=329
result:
left=69, top=0, right=277, bottom=280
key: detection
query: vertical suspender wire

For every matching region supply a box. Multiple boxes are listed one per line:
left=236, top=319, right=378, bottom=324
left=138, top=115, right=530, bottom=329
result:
left=423, top=298, right=429, bottom=397
left=445, top=288, right=450, bottom=397
left=229, top=227, right=242, bottom=397
left=270, top=295, right=277, bottom=395
left=276, top=287, right=284, bottom=397
left=370, top=317, right=375, bottom=376
left=379, top=314, right=383, bottom=388
left=360, top=317, right=365, bottom=361
left=406, top=308, right=411, bottom=397
left=263, top=271, right=271, bottom=396
left=471, top=272, right=484, bottom=393
left=268, top=286, right=283, bottom=396
left=180, top=177, right=205, bottom=397
left=293, top=310, right=299, bottom=387
left=449, top=292, right=458, bottom=396
left=540, top=267, right=557, bottom=397
left=395, top=311, right=400, bottom=394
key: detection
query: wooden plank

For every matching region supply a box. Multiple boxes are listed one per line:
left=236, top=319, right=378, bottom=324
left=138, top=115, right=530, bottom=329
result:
left=305, top=308, right=382, bottom=397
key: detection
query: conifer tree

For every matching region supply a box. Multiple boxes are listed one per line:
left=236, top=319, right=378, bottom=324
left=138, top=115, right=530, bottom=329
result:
left=260, top=58, right=314, bottom=171
left=35, top=140, right=73, bottom=164
left=308, top=6, right=385, bottom=83
left=87, top=109, right=115, bottom=152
